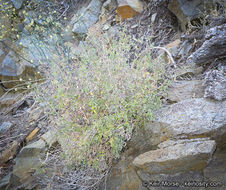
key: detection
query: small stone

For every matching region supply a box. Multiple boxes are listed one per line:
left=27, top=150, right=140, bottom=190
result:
left=151, top=13, right=157, bottom=23
left=103, top=24, right=110, bottom=31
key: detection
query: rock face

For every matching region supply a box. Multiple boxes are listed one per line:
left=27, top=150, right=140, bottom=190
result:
left=187, top=24, right=226, bottom=65
left=168, top=0, right=215, bottom=30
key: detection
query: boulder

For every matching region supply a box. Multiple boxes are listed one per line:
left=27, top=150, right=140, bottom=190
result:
left=0, top=50, right=42, bottom=89
left=203, top=69, right=226, bottom=101
left=167, top=80, right=204, bottom=102
left=168, top=0, right=216, bottom=31
left=133, top=139, right=216, bottom=174
left=70, top=0, right=103, bottom=35
left=187, top=24, right=226, bottom=65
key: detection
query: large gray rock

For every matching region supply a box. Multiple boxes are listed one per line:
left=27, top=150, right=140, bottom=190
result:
left=167, top=80, right=204, bottom=102
left=19, top=35, right=53, bottom=64
left=70, top=0, right=103, bottom=35
left=168, top=0, right=215, bottom=31
left=203, top=69, right=226, bottom=101
left=0, top=51, right=24, bottom=77
left=133, top=139, right=216, bottom=175
left=148, top=98, right=226, bottom=146
left=11, top=0, right=25, bottom=9
left=187, top=24, right=226, bottom=65
left=0, top=49, right=42, bottom=89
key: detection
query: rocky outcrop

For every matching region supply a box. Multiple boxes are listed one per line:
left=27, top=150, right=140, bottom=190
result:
left=187, top=24, right=226, bottom=65
left=104, top=97, right=226, bottom=190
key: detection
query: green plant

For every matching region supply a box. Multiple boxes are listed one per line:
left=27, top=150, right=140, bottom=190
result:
left=34, top=28, right=169, bottom=168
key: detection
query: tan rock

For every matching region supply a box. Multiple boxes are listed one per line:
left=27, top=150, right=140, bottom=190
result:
left=116, top=0, right=143, bottom=20
left=133, top=139, right=216, bottom=174
left=117, top=5, right=139, bottom=21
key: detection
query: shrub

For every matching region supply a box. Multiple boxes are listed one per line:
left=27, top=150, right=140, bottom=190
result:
left=34, top=28, right=169, bottom=168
